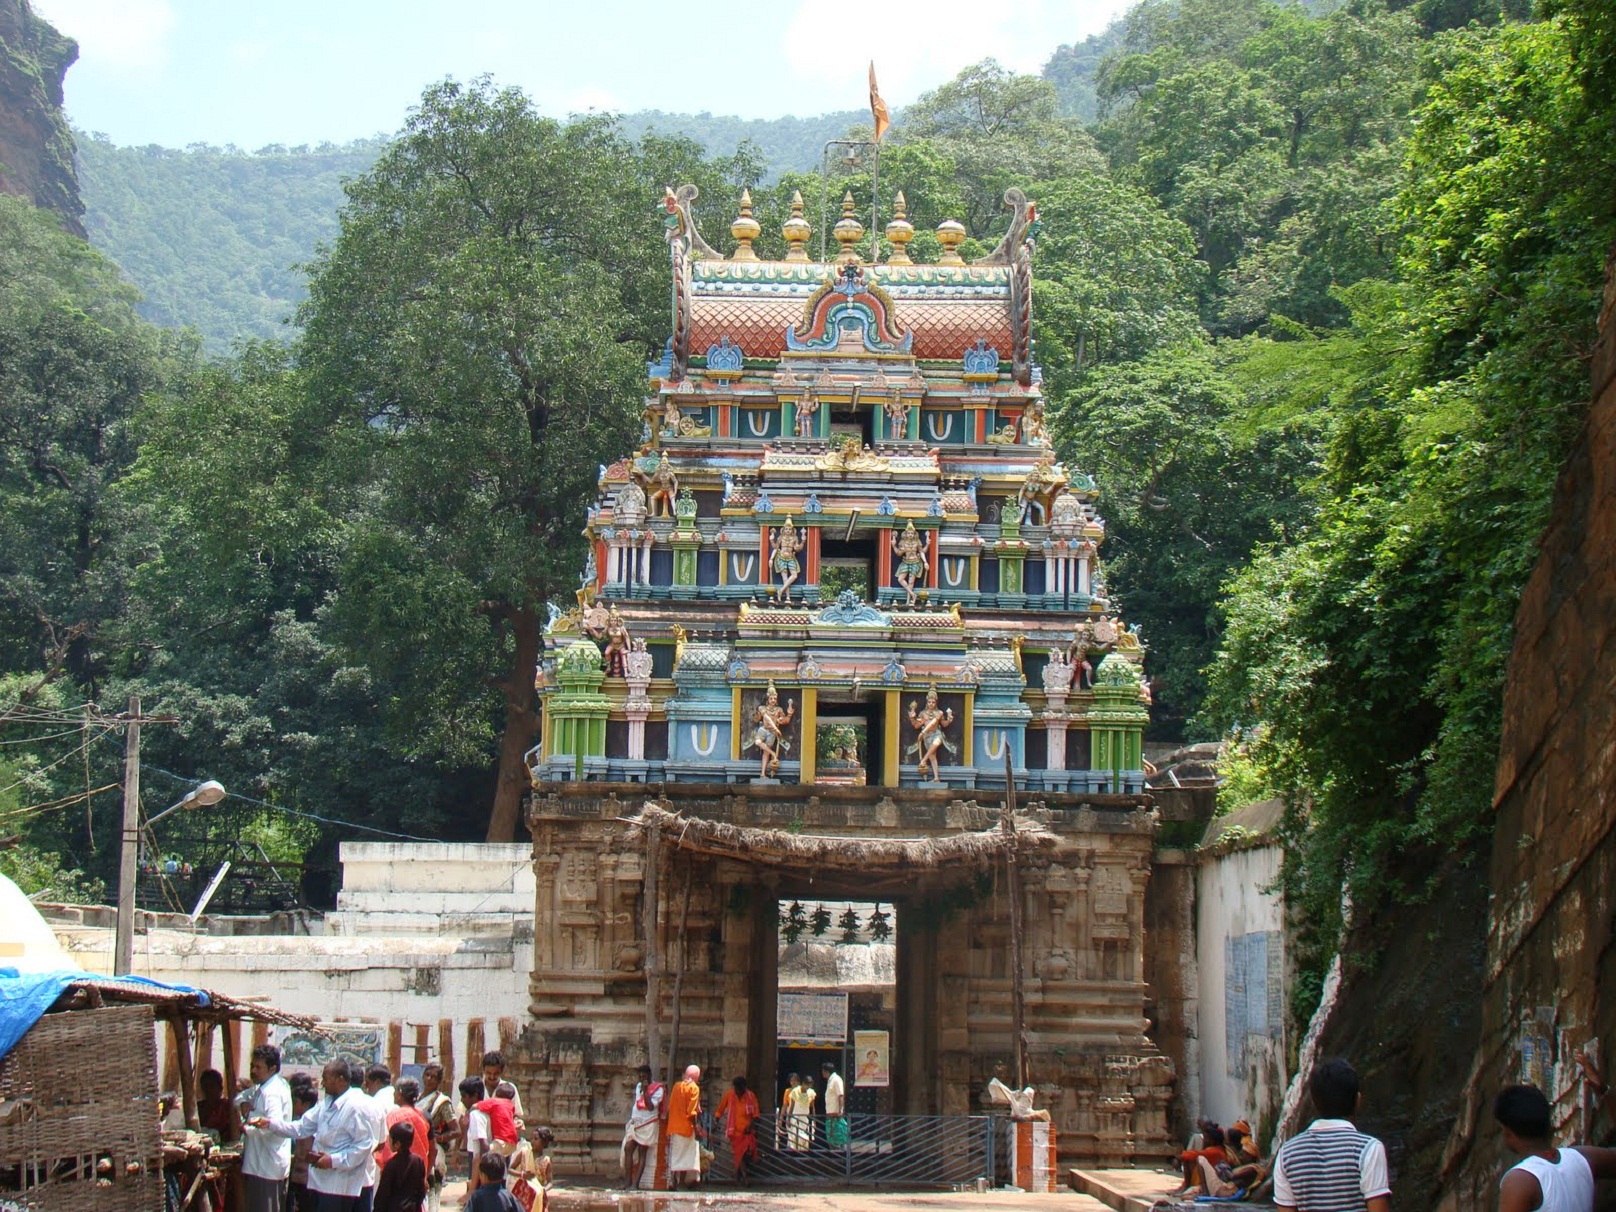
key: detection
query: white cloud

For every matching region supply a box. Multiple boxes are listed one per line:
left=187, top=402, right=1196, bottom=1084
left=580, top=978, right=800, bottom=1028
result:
left=31, top=0, right=177, bottom=72
left=780, top=0, right=1128, bottom=112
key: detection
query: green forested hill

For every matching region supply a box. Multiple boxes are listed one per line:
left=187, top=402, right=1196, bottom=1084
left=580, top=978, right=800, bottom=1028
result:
left=76, top=110, right=864, bottom=351
left=77, top=135, right=385, bottom=350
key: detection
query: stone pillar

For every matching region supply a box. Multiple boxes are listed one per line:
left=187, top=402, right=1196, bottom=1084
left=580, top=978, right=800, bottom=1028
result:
left=799, top=687, right=818, bottom=782
left=883, top=689, right=901, bottom=787
left=623, top=642, right=654, bottom=760
left=1042, top=652, right=1076, bottom=771
left=671, top=489, right=700, bottom=600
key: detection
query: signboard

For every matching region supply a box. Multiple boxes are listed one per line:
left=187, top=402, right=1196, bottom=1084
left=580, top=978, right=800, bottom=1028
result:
left=853, top=1029, right=890, bottom=1087
left=777, top=991, right=848, bottom=1044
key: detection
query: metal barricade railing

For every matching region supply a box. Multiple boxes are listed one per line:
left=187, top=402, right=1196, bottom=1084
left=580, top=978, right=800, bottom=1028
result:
left=708, top=1112, right=1000, bottom=1188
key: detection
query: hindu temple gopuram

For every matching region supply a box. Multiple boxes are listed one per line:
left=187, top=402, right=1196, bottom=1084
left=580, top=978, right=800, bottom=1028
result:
left=520, top=182, right=1169, bottom=1176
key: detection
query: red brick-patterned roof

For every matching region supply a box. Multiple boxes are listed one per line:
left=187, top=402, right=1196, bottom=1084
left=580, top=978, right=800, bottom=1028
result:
left=689, top=291, right=1013, bottom=364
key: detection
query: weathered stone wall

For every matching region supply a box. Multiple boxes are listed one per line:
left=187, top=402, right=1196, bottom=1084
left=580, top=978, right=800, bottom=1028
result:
left=1432, top=258, right=1616, bottom=1207
left=514, top=784, right=1175, bottom=1177
left=0, top=0, right=83, bottom=234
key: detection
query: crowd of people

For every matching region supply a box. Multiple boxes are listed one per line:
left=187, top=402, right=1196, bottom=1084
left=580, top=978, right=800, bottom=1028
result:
left=1164, top=1052, right=1616, bottom=1211
left=160, top=1046, right=552, bottom=1212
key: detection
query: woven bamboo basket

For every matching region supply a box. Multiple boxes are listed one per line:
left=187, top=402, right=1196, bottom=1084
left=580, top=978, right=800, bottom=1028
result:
left=0, top=1002, right=161, bottom=1210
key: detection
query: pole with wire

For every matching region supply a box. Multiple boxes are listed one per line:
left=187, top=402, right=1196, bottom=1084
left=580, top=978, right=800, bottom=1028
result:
left=114, top=695, right=140, bottom=976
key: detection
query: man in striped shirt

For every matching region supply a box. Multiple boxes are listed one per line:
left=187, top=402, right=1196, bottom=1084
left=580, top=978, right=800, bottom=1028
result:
left=1274, top=1058, right=1392, bottom=1212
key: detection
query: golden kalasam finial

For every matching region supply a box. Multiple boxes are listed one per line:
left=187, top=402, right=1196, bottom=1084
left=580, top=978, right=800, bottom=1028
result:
left=783, top=190, right=811, bottom=262
left=936, top=218, right=967, bottom=266
left=834, top=190, right=865, bottom=263
left=885, top=191, right=915, bottom=265
left=730, top=188, right=761, bottom=262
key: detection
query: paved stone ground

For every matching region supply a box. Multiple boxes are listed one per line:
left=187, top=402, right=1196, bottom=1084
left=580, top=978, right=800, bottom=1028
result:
left=440, top=1183, right=1109, bottom=1211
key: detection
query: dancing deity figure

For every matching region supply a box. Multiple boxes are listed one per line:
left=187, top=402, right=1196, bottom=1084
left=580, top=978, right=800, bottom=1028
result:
left=771, top=516, right=803, bottom=603
left=891, top=520, right=928, bottom=606
left=906, top=687, right=956, bottom=782
left=647, top=452, right=678, bottom=517
left=749, top=682, right=796, bottom=779
left=601, top=605, right=631, bottom=677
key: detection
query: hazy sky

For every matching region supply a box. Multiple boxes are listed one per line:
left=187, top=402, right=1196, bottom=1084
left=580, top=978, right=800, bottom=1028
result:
left=33, top=0, right=1134, bottom=149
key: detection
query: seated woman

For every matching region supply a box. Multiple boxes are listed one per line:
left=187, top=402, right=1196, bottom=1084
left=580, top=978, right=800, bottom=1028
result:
left=1174, top=1124, right=1226, bottom=1193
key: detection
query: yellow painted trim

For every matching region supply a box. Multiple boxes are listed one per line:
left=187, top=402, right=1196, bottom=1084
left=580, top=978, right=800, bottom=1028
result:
left=969, top=555, right=979, bottom=592
left=884, top=689, right=901, bottom=787
left=732, top=686, right=744, bottom=760
left=961, top=692, right=974, bottom=767
left=541, top=706, right=552, bottom=761
left=718, top=547, right=728, bottom=585
left=799, top=688, right=818, bottom=783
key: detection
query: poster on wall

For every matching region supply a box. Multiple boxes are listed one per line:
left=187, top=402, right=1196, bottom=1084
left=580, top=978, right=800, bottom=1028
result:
left=853, top=1029, right=890, bottom=1087
left=270, top=1022, right=384, bottom=1081
left=777, top=991, right=848, bottom=1044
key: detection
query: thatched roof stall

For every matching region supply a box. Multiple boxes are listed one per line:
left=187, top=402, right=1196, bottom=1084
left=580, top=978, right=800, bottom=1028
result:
left=0, top=972, right=316, bottom=1211
left=623, top=801, right=1056, bottom=874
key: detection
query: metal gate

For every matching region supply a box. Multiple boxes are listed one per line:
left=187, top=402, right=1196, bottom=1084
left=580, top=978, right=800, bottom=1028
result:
left=710, top=1112, right=1000, bottom=1188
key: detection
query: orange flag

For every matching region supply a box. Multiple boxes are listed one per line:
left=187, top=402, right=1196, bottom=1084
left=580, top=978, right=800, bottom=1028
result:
left=869, top=62, right=890, bottom=143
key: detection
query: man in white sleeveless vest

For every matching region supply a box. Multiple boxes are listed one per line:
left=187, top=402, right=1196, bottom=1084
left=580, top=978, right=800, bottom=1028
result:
left=1494, top=1082, right=1616, bottom=1212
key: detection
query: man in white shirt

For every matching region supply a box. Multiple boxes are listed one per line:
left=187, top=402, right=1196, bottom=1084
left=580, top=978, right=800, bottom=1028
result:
left=478, top=1050, right=525, bottom=1122
left=821, top=1062, right=848, bottom=1149
left=252, top=1059, right=374, bottom=1211
left=354, top=1064, right=391, bottom=1211
left=239, top=1044, right=293, bottom=1212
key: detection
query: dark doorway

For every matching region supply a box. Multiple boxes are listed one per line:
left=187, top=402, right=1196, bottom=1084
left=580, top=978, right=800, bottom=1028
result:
left=820, top=533, right=877, bottom=601
left=830, top=404, right=874, bottom=447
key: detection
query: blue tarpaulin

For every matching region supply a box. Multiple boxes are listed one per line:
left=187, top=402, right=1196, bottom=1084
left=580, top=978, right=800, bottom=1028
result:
left=0, top=967, right=210, bottom=1063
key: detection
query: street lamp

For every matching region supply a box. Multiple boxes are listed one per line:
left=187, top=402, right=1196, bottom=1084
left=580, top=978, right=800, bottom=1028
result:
left=114, top=779, right=227, bottom=976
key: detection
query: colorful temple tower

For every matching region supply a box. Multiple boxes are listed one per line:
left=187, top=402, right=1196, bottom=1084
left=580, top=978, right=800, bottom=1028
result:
left=533, top=184, right=1150, bottom=792
left=517, top=185, right=1173, bottom=1176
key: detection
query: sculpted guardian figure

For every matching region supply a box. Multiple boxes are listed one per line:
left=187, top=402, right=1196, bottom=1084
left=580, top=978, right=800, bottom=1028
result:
left=892, top=520, right=928, bottom=606
left=771, top=516, right=803, bottom=603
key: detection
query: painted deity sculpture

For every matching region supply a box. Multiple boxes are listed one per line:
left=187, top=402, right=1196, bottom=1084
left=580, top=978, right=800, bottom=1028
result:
left=906, top=686, right=956, bottom=781
left=1020, top=399, right=1050, bottom=446
left=601, top=605, right=631, bottom=677
left=647, top=452, right=678, bottom=518
left=771, top=516, right=803, bottom=603
left=884, top=392, right=910, bottom=440
left=1017, top=450, right=1060, bottom=525
left=892, top=520, right=928, bottom=606
left=795, top=387, right=820, bottom=437
left=749, top=681, right=796, bottom=779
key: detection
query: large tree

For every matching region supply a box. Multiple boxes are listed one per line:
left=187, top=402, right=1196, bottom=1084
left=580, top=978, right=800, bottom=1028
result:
left=295, top=80, right=677, bottom=841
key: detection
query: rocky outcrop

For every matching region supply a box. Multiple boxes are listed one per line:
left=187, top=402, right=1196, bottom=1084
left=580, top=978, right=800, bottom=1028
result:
left=1428, top=254, right=1616, bottom=1206
left=0, top=0, right=82, bottom=234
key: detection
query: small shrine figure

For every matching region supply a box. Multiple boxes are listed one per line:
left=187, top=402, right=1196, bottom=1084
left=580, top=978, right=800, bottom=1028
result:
left=1021, top=399, right=1050, bottom=446
left=601, top=604, right=631, bottom=677
left=884, top=393, right=910, bottom=440
left=748, top=681, right=796, bottom=779
left=891, top=520, right=928, bottom=606
left=661, top=392, right=683, bottom=438
left=647, top=452, right=678, bottom=517
left=1066, top=626, right=1096, bottom=690
left=795, top=387, right=820, bottom=437
left=771, top=516, right=803, bottom=602
left=906, top=686, right=956, bottom=782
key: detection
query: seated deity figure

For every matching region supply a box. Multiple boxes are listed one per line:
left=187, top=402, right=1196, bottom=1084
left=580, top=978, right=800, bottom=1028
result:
left=748, top=682, right=796, bottom=779
left=906, top=687, right=956, bottom=782
left=1020, top=399, right=1050, bottom=446
left=891, top=520, right=928, bottom=606
left=771, top=516, right=803, bottom=603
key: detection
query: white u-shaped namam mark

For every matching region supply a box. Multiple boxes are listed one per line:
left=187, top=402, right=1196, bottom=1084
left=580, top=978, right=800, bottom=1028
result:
left=733, top=554, right=755, bottom=582
left=983, top=730, right=1008, bottom=761
left=943, top=559, right=965, bottom=587
left=925, top=412, right=955, bottom=442
left=746, top=411, right=771, bottom=437
left=691, top=724, right=719, bottom=756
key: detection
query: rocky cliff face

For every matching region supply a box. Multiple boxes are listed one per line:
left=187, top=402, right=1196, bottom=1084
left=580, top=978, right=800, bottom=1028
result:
left=1431, top=254, right=1616, bottom=1207
left=0, top=0, right=82, bottom=235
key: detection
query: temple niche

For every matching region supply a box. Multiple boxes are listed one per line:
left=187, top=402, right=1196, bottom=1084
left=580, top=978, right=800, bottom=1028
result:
left=520, top=182, right=1165, bottom=1177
